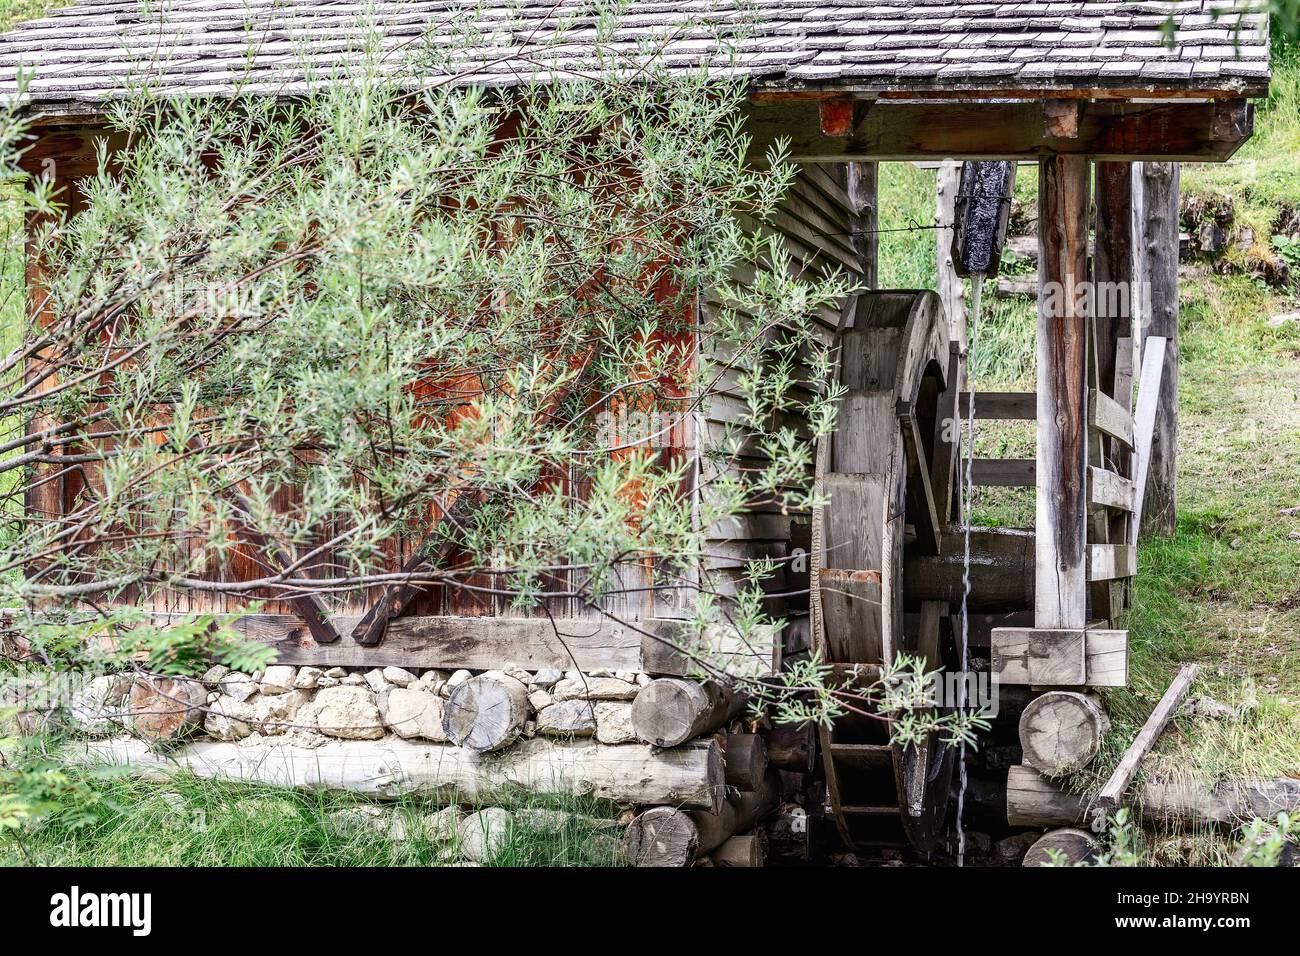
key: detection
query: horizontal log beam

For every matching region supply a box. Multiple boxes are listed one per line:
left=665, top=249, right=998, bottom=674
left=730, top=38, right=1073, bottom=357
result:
left=744, top=98, right=1253, bottom=163
left=1007, top=764, right=1300, bottom=831
left=147, top=612, right=695, bottom=675
left=72, top=736, right=726, bottom=812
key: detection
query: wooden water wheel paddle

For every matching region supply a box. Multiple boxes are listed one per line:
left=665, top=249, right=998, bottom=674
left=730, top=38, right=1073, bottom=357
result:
left=810, top=290, right=961, bottom=854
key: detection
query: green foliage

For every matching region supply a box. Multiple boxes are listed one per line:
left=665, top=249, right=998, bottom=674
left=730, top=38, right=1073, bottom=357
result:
left=1236, top=812, right=1300, bottom=865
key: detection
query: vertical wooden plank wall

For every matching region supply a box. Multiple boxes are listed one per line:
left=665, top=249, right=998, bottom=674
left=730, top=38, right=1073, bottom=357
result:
left=697, top=164, right=871, bottom=646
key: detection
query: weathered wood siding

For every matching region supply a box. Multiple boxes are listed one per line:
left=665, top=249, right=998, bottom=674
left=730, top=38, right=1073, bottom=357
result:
left=695, top=163, right=872, bottom=646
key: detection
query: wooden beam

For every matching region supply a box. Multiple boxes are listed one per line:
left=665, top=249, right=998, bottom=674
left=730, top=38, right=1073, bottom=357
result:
left=1084, top=629, right=1129, bottom=687
left=161, top=613, right=696, bottom=674
left=1088, top=543, right=1137, bottom=581
left=991, top=626, right=1129, bottom=686
left=1094, top=663, right=1199, bottom=815
left=966, top=457, right=1035, bottom=487
left=1088, top=388, right=1135, bottom=449
left=1134, top=162, right=1181, bottom=538
left=743, top=99, right=1254, bottom=164
left=990, top=627, right=1087, bottom=685
left=1087, top=467, right=1136, bottom=512
left=936, top=162, right=966, bottom=349
left=1035, top=154, right=1091, bottom=630
left=959, top=391, right=1036, bottom=420
left=1093, top=162, right=1135, bottom=408
left=899, top=409, right=941, bottom=554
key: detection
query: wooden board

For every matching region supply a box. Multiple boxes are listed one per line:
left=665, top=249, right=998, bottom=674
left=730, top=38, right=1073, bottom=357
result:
left=967, top=458, right=1035, bottom=488
left=1130, top=335, right=1168, bottom=537
left=958, top=391, right=1035, bottom=420
left=990, top=627, right=1087, bottom=685
left=992, top=626, right=1128, bottom=687
left=171, top=613, right=695, bottom=674
left=1088, top=467, right=1136, bottom=512
left=1088, top=388, right=1136, bottom=449
left=1087, top=544, right=1138, bottom=581
left=1095, top=663, right=1198, bottom=811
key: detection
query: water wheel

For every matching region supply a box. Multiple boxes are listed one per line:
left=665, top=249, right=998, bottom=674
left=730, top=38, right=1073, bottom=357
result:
left=810, top=290, right=961, bottom=854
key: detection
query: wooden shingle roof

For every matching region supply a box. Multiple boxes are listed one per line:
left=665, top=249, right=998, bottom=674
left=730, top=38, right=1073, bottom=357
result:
left=0, top=0, right=1271, bottom=111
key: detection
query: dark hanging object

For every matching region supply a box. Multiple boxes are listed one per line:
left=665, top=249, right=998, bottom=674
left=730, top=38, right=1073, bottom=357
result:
left=951, top=161, right=1017, bottom=277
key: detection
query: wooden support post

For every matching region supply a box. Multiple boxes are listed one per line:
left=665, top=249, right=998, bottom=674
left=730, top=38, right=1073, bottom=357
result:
left=1134, top=162, right=1180, bottom=538
left=1093, top=162, right=1136, bottom=422
left=848, top=161, right=878, bottom=288
left=1035, top=155, right=1091, bottom=630
left=936, top=161, right=966, bottom=350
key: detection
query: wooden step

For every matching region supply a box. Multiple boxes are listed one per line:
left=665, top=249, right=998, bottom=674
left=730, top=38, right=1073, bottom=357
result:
left=841, top=804, right=901, bottom=817
left=829, top=743, right=893, bottom=769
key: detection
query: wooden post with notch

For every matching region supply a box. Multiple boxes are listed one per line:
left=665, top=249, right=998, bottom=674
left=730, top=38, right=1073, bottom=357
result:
left=1034, top=154, right=1090, bottom=631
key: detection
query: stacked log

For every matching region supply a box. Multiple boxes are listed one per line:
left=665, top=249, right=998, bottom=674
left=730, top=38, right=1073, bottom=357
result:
left=616, top=675, right=809, bottom=866
left=51, top=660, right=810, bottom=865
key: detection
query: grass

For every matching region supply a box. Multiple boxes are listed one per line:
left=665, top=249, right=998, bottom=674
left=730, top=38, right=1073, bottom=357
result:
left=1, top=764, right=625, bottom=866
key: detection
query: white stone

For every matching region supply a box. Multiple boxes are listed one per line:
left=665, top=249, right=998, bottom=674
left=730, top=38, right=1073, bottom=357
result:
left=380, top=687, right=447, bottom=741
left=536, top=699, right=596, bottom=736
left=323, top=667, right=347, bottom=679
left=382, top=666, right=416, bottom=687
left=441, top=669, right=472, bottom=698
left=316, top=676, right=340, bottom=688
left=340, top=674, right=365, bottom=686
left=614, top=670, right=637, bottom=683
left=528, top=689, right=553, bottom=711
left=254, top=688, right=311, bottom=735
left=293, top=666, right=323, bottom=690
left=364, top=669, right=389, bottom=693
left=218, top=672, right=257, bottom=702
left=423, top=806, right=461, bottom=842
left=204, top=694, right=258, bottom=741
left=200, top=664, right=230, bottom=686
left=458, top=808, right=513, bottom=863
left=529, top=668, right=563, bottom=690
left=589, top=668, right=614, bottom=678
left=69, top=674, right=131, bottom=736
left=306, top=686, right=385, bottom=740
left=636, top=673, right=652, bottom=687
left=260, top=665, right=297, bottom=695
left=551, top=676, right=639, bottom=702
left=501, top=662, right=531, bottom=684
left=594, top=701, right=636, bottom=744
left=328, top=805, right=407, bottom=840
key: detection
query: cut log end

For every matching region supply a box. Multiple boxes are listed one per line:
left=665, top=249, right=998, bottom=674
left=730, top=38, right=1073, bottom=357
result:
left=724, top=733, right=769, bottom=791
left=711, top=831, right=768, bottom=867
left=442, top=670, right=530, bottom=752
left=632, top=678, right=742, bottom=748
left=128, top=676, right=205, bottom=742
left=623, top=806, right=700, bottom=867
left=1023, top=827, right=1099, bottom=867
left=1019, top=691, right=1110, bottom=777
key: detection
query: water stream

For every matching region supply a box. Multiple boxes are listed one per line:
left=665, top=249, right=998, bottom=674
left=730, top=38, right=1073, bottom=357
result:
left=955, top=273, right=984, bottom=868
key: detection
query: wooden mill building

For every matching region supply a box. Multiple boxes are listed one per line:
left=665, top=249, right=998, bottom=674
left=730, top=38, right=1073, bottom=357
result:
left=0, top=1, right=1268, bottom=856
